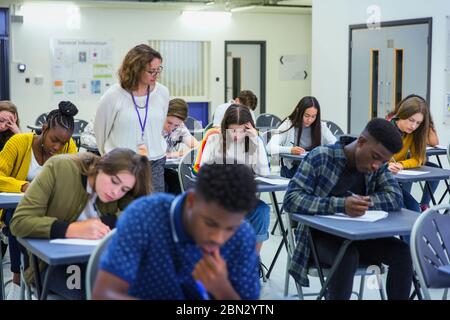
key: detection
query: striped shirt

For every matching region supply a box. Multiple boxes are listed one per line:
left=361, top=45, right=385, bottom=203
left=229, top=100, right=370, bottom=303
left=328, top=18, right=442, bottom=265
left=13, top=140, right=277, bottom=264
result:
left=283, top=136, right=403, bottom=286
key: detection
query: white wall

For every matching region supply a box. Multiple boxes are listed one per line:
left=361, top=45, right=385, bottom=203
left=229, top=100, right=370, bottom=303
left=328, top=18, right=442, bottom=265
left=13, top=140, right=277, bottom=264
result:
left=6, top=1, right=311, bottom=128
left=312, top=0, right=450, bottom=147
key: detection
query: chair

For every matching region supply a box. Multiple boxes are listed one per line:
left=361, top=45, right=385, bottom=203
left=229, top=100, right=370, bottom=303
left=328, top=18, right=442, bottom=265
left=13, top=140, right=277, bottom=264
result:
left=35, top=113, right=48, bottom=126
left=72, top=119, right=89, bottom=149
left=256, top=113, right=282, bottom=129
left=203, top=122, right=213, bottom=132
left=178, top=148, right=198, bottom=192
left=184, top=116, right=203, bottom=132
left=323, top=120, right=345, bottom=137
left=85, top=229, right=117, bottom=300
left=74, top=119, right=88, bottom=134
left=284, top=212, right=386, bottom=300
left=410, top=203, right=450, bottom=300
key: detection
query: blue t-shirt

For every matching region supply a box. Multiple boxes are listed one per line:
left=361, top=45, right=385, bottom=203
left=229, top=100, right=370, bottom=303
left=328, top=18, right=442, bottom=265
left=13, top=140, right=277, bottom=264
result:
left=100, top=192, right=260, bottom=300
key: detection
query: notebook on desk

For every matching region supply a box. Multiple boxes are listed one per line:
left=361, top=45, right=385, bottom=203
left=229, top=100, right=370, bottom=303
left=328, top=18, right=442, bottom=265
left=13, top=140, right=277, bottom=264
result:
left=321, top=210, right=388, bottom=222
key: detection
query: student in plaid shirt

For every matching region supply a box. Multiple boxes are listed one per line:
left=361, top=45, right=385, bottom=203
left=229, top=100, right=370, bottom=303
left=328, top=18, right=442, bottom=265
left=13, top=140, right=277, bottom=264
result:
left=284, top=118, right=413, bottom=300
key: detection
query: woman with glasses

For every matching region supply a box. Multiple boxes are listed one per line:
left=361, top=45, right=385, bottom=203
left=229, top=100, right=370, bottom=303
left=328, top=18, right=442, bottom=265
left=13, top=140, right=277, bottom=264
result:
left=95, top=44, right=169, bottom=192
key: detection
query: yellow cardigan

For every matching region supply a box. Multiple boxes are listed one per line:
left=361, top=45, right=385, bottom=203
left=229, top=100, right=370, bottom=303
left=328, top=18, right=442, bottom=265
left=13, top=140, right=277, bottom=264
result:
left=391, top=133, right=422, bottom=169
left=0, top=133, right=78, bottom=193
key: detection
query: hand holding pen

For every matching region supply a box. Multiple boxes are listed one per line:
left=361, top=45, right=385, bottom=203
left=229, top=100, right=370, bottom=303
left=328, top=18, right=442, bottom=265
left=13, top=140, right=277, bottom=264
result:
left=290, top=142, right=305, bottom=155
left=344, top=191, right=374, bottom=217
left=388, top=157, right=403, bottom=173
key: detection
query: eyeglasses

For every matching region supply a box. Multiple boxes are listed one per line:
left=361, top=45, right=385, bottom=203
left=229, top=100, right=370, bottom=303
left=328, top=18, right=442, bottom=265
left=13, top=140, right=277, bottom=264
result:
left=146, top=66, right=164, bottom=76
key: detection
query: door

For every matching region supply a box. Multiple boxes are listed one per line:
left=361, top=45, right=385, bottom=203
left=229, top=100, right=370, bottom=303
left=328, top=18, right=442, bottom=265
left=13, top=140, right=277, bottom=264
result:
left=225, top=41, right=266, bottom=115
left=0, top=8, right=9, bottom=100
left=348, top=19, right=431, bottom=134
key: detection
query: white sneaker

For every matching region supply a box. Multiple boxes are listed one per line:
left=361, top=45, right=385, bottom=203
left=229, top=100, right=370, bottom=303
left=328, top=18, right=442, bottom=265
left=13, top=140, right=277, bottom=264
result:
left=6, top=282, right=22, bottom=300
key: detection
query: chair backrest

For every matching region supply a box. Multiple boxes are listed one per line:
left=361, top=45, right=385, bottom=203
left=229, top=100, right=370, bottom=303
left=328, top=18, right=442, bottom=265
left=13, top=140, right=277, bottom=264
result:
left=323, top=120, right=345, bottom=137
left=259, top=129, right=276, bottom=148
left=85, top=229, right=117, bottom=300
left=204, top=122, right=213, bottom=132
left=178, top=148, right=198, bottom=192
left=184, top=116, right=203, bottom=131
left=35, top=113, right=48, bottom=126
left=447, top=143, right=450, bottom=166
left=256, top=113, right=282, bottom=129
left=410, top=203, right=450, bottom=299
left=74, top=119, right=89, bottom=134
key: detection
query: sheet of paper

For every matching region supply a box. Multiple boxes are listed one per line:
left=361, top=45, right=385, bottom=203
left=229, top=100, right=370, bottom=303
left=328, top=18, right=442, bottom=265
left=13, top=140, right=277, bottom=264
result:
left=0, top=192, right=24, bottom=197
left=255, top=176, right=289, bottom=186
left=321, top=210, right=388, bottom=222
left=50, top=238, right=102, bottom=246
left=397, top=170, right=429, bottom=176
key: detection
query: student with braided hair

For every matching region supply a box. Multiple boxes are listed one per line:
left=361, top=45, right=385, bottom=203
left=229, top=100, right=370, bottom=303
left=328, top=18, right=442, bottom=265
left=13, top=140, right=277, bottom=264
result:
left=0, top=100, right=78, bottom=299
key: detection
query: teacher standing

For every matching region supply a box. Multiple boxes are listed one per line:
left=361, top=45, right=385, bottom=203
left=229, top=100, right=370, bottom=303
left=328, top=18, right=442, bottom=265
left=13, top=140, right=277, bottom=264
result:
left=95, top=44, right=169, bottom=192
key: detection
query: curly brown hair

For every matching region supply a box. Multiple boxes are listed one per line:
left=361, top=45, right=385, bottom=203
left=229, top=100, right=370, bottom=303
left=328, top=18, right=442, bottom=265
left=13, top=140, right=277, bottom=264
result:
left=118, top=44, right=162, bottom=91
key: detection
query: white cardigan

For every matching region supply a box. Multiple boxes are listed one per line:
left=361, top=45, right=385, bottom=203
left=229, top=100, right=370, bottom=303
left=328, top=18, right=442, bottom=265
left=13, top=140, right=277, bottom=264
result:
left=200, top=134, right=270, bottom=176
left=94, top=83, right=169, bottom=160
left=266, top=119, right=337, bottom=168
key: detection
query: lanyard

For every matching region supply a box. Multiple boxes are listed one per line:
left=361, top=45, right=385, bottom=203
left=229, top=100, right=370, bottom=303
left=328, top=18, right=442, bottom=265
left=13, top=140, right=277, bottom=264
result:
left=131, top=86, right=150, bottom=139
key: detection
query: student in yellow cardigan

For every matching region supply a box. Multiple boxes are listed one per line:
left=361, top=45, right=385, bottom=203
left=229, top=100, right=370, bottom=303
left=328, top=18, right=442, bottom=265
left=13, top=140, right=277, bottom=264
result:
left=387, top=95, right=430, bottom=213
left=0, top=101, right=78, bottom=300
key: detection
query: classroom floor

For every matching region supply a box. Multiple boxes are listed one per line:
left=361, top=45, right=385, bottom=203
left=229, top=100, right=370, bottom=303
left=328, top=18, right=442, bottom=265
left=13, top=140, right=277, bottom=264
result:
left=2, top=177, right=449, bottom=300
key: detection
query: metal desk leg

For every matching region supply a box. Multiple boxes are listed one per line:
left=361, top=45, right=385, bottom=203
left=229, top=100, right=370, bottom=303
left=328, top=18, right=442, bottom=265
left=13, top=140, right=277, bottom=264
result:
left=307, top=228, right=353, bottom=300
left=40, top=265, right=53, bottom=300
left=266, top=192, right=290, bottom=279
left=425, top=181, right=437, bottom=206
left=0, top=248, right=4, bottom=300
left=31, top=254, right=42, bottom=299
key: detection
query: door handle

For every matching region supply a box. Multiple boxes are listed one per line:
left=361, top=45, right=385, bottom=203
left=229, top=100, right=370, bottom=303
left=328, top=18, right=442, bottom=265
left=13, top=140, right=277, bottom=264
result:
left=385, top=81, right=391, bottom=115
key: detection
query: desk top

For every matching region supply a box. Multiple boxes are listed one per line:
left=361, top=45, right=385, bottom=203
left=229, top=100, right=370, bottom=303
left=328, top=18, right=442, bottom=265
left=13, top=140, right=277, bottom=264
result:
left=0, top=193, right=23, bottom=209
left=394, top=165, right=450, bottom=183
left=291, top=208, right=419, bottom=241
left=279, top=153, right=307, bottom=161
left=256, top=176, right=290, bottom=192
left=17, top=238, right=95, bottom=266
left=426, top=147, right=447, bottom=157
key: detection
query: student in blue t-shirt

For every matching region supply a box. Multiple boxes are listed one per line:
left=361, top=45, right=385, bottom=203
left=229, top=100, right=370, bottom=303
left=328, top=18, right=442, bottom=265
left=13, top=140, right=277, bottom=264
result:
left=93, top=164, right=260, bottom=300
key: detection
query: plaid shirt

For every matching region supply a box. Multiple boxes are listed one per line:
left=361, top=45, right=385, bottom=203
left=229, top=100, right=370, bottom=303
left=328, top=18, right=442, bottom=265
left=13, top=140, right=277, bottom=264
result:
left=283, top=136, right=403, bottom=287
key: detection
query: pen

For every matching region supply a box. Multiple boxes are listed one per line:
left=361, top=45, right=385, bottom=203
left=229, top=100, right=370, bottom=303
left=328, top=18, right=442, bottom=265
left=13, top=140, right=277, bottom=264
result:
left=391, top=157, right=397, bottom=163
left=346, top=191, right=374, bottom=206
left=196, top=280, right=210, bottom=300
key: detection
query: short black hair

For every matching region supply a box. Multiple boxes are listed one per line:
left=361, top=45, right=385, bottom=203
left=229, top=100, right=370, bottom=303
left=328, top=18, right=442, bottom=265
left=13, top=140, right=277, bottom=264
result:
left=363, top=118, right=402, bottom=154
left=195, top=164, right=257, bottom=214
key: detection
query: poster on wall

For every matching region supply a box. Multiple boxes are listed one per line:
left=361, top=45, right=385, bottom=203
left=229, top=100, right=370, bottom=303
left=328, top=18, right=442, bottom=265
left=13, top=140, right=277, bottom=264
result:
left=50, top=39, right=113, bottom=98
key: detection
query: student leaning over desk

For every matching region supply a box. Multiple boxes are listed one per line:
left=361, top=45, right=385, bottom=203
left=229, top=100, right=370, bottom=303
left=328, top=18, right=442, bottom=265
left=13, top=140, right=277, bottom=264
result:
left=0, top=101, right=78, bottom=300
left=387, top=94, right=440, bottom=212
left=387, top=94, right=430, bottom=213
left=285, top=118, right=413, bottom=300
left=266, top=96, right=336, bottom=178
left=93, top=164, right=260, bottom=300
left=10, top=148, right=152, bottom=299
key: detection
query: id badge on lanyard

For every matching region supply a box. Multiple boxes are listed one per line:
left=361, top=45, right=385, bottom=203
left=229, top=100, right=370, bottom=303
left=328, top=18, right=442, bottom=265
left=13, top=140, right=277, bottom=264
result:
left=131, top=87, right=150, bottom=157
left=137, top=134, right=148, bottom=157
